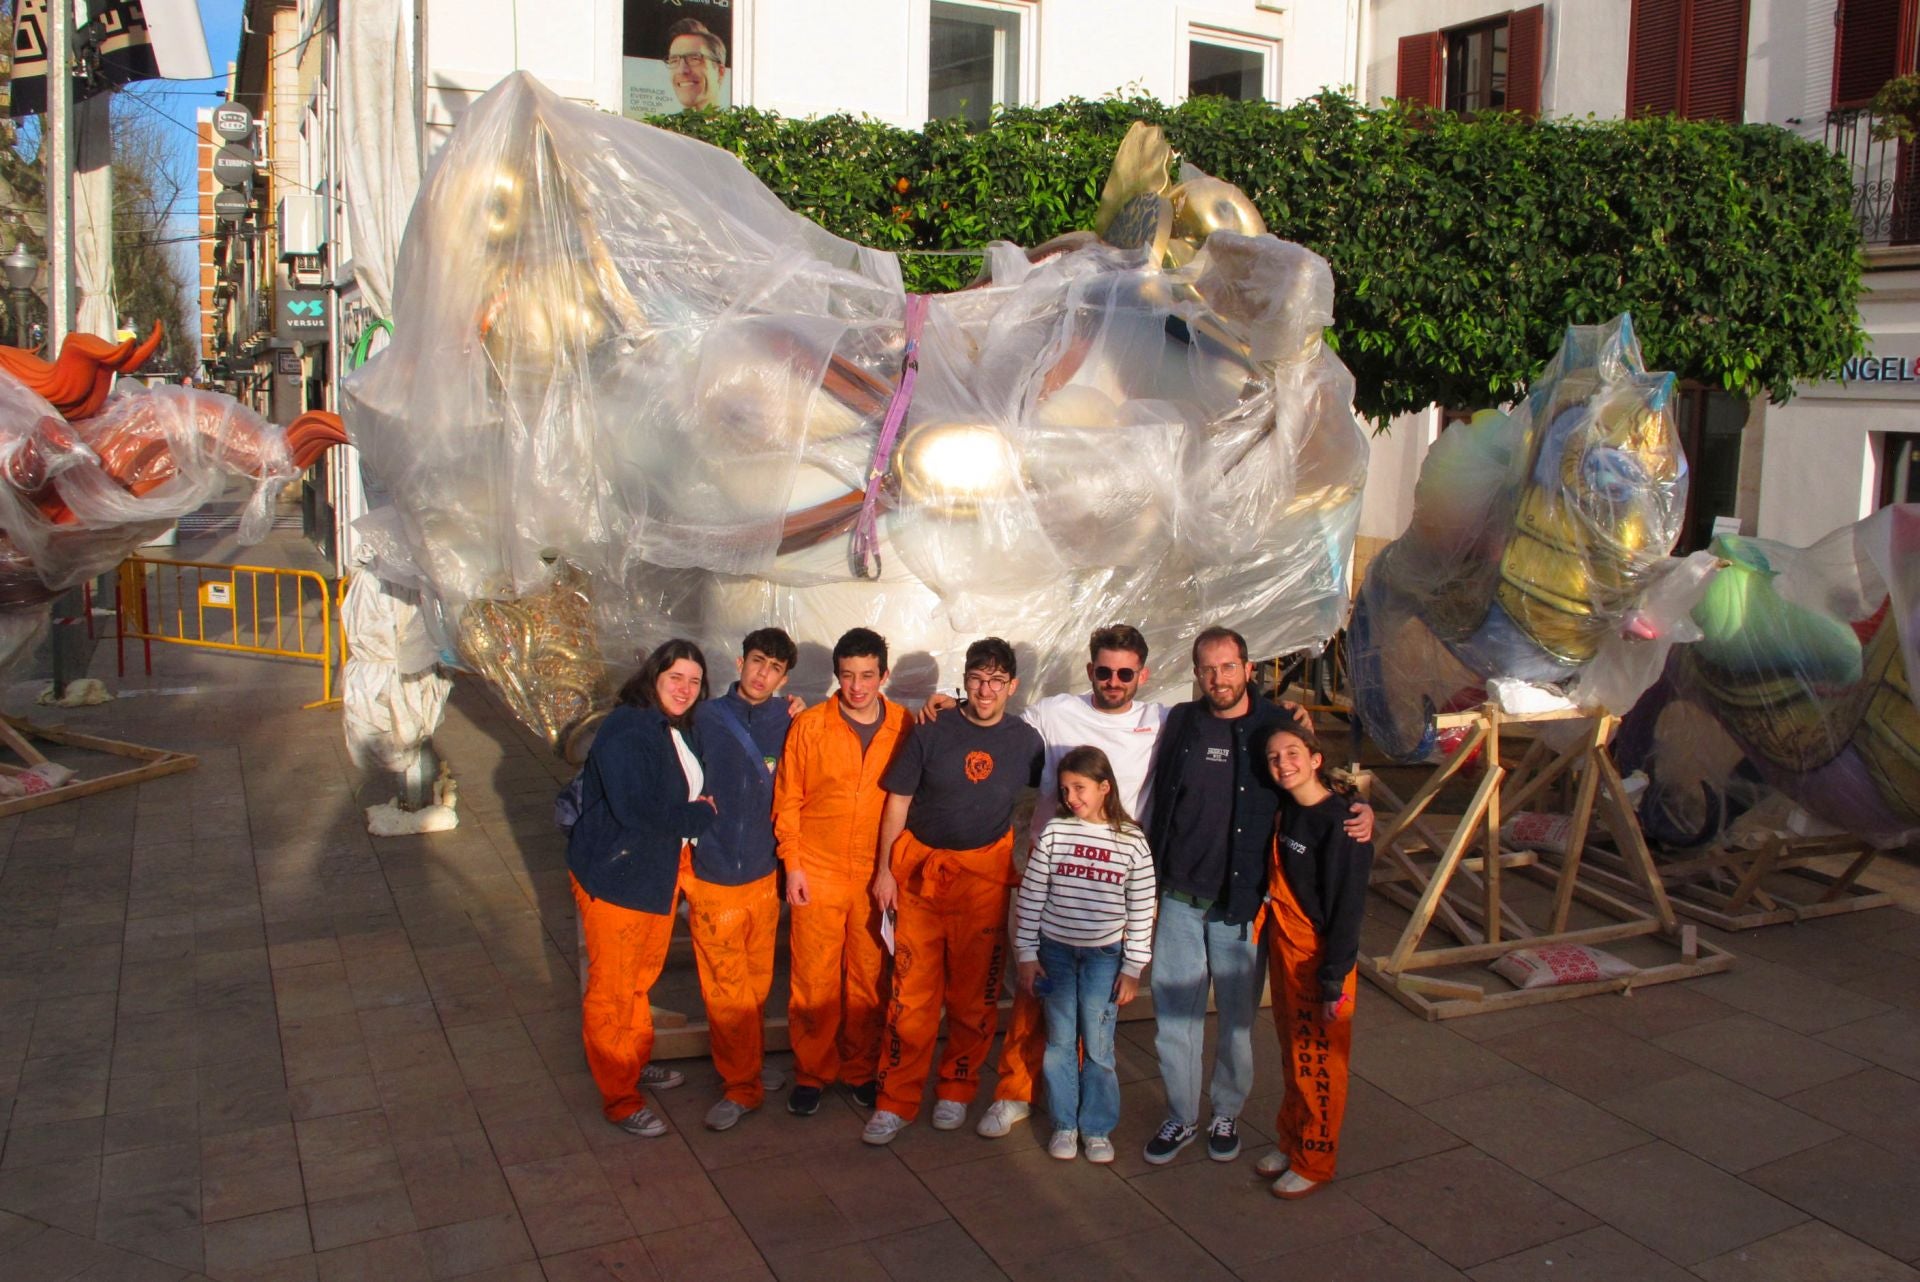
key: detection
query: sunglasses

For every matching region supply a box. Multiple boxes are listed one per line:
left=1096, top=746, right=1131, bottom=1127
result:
left=1092, top=666, right=1138, bottom=682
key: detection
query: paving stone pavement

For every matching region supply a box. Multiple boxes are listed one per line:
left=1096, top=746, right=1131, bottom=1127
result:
left=3, top=535, right=1920, bottom=1281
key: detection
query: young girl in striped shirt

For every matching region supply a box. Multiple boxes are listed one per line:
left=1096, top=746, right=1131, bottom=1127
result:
left=1014, top=745, right=1157, bottom=1164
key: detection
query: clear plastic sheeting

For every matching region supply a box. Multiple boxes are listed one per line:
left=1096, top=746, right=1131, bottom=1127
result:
left=1616, top=505, right=1920, bottom=845
left=0, top=378, right=300, bottom=591
left=1350, top=316, right=1689, bottom=761
left=341, top=564, right=453, bottom=776
left=342, top=73, right=1368, bottom=734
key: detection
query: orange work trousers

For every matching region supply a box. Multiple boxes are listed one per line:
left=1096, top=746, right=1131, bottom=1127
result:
left=682, top=861, right=781, bottom=1110
left=991, top=986, right=1047, bottom=1102
left=573, top=868, right=679, bottom=1123
left=787, top=874, right=889, bottom=1090
left=876, top=831, right=1015, bottom=1119
left=1265, top=873, right=1356, bottom=1184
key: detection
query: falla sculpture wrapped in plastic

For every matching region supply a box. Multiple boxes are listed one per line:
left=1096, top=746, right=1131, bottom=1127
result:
left=1616, top=506, right=1920, bottom=845
left=1349, top=316, right=1691, bottom=761
left=342, top=72, right=1369, bottom=750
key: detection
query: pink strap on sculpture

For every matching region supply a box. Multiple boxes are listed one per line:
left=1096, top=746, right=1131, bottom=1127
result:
left=850, top=293, right=929, bottom=580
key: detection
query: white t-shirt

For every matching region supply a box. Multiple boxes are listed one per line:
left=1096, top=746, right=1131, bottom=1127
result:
left=671, top=727, right=704, bottom=845
left=1023, top=692, right=1168, bottom=841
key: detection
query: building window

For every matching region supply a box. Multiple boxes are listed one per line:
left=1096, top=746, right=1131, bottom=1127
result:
left=1882, top=432, right=1920, bottom=506
left=1396, top=7, right=1542, bottom=115
left=930, top=1, right=1021, bottom=127
left=1626, top=0, right=1749, bottom=122
left=1444, top=20, right=1508, bottom=114
left=1189, top=40, right=1266, bottom=101
left=1674, top=384, right=1747, bottom=554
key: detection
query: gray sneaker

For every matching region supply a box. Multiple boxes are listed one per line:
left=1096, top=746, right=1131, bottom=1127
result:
left=639, top=1063, right=685, bottom=1090
left=705, top=1098, right=752, bottom=1131
left=613, top=1108, right=667, bottom=1138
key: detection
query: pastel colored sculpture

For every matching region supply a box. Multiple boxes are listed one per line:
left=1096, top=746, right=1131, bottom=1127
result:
left=1618, top=508, right=1920, bottom=844
left=343, top=74, right=1369, bottom=751
left=1349, top=316, right=1690, bottom=760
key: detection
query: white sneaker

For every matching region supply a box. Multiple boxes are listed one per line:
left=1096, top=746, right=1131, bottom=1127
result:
left=930, top=1100, right=968, bottom=1131
left=862, top=1110, right=910, bottom=1146
left=1255, top=1150, right=1290, bottom=1177
left=975, top=1099, right=1029, bottom=1138
left=638, top=1064, right=684, bottom=1090
left=612, top=1108, right=667, bottom=1138
left=1272, top=1169, right=1322, bottom=1200
left=1047, top=1128, right=1079, bottom=1160
left=1083, top=1136, right=1115, bottom=1164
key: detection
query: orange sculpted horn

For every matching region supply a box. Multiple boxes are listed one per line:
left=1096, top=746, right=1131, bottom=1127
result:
left=286, top=410, right=350, bottom=469
left=0, top=322, right=166, bottom=420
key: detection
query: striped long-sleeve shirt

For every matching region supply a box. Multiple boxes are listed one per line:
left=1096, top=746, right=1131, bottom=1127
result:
left=1014, top=816, right=1157, bottom=977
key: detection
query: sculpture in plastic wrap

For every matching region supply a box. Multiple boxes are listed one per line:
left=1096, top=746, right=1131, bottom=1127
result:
left=1349, top=316, right=1690, bottom=761
left=1617, top=506, right=1920, bottom=845
left=341, top=73, right=1369, bottom=752
left=0, top=326, right=348, bottom=678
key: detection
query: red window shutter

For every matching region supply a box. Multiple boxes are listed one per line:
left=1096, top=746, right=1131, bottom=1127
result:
left=1833, top=0, right=1913, bottom=108
left=1507, top=6, right=1546, bottom=115
left=1396, top=31, right=1442, bottom=106
left=1627, top=0, right=1684, bottom=118
left=1682, top=0, right=1747, bottom=121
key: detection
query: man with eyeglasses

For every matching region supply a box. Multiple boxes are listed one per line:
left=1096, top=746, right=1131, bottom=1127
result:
left=664, top=18, right=727, bottom=111
left=862, top=638, right=1044, bottom=1144
left=1141, top=625, right=1370, bottom=1168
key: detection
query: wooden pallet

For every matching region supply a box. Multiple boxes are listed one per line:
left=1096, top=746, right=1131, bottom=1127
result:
left=0, top=715, right=198, bottom=818
left=1570, top=831, right=1891, bottom=931
left=1361, top=704, right=1732, bottom=1020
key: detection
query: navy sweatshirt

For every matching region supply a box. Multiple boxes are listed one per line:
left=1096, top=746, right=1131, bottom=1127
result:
left=689, top=685, right=791, bottom=885
left=566, top=704, right=714, bottom=914
left=1273, top=793, right=1374, bottom=1001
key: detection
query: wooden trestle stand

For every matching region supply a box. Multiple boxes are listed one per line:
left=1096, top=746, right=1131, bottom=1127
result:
left=0, top=714, right=197, bottom=818
left=1362, top=704, right=1732, bottom=1020
left=1576, top=831, right=1890, bottom=931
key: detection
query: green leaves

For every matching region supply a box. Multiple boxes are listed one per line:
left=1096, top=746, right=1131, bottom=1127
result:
left=651, top=97, right=1864, bottom=422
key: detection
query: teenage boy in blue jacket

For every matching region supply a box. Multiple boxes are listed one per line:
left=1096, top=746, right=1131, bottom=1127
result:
left=687, top=627, right=800, bottom=1131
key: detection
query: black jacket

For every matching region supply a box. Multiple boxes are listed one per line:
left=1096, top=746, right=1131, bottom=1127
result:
left=566, top=704, right=716, bottom=913
left=1146, top=690, right=1296, bottom=926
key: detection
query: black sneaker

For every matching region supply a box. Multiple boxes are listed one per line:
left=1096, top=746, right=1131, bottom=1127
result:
left=1142, top=1119, right=1198, bottom=1165
left=786, top=1085, right=822, bottom=1116
left=1207, top=1115, right=1241, bottom=1162
left=850, top=1081, right=878, bottom=1109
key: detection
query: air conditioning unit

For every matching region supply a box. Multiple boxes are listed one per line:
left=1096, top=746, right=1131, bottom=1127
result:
left=277, top=193, right=326, bottom=258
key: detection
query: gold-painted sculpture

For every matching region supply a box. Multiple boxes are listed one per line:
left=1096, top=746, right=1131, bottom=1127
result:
left=456, top=562, right=610, bottom=749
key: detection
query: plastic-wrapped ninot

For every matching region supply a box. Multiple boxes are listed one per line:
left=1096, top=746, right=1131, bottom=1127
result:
left=1616, top=505, right=1920, bottom=845
left=341, top=75, right=1369, bottom=740
left=1349, top=315, right=1690, bottom=760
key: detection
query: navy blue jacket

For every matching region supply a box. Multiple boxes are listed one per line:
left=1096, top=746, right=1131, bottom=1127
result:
left=1146, top=690, right=1296, bottom=926
left=689, top=685, right=790, bottom=885
left=566, top=704, right=714, bottom=914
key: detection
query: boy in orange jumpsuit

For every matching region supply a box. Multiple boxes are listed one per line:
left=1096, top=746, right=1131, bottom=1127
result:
left=773, top=628, right=911, bottom=1115
left=863, top=638, right=1044, bottom=1144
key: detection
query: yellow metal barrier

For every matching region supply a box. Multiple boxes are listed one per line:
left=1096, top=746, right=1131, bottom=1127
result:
left=116, top=556, right=338, bottom=707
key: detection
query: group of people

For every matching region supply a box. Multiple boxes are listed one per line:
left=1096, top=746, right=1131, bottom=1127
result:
left=564, top=622, right=1375, bottom=1199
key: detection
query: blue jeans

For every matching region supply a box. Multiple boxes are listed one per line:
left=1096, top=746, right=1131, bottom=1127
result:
left=1150, top=893, right=1261, bottom=1127
left=1037, top=938, right=1123, bottom=1138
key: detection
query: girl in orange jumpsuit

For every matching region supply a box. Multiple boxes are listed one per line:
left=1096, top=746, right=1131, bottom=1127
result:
left=566, top=639, right=717, bottom=1138
left=1255, top=717, right=1373, bottom=1199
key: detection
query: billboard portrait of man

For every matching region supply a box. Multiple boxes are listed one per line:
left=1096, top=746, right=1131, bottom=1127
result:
left=622, top=0, right=732, bottom=120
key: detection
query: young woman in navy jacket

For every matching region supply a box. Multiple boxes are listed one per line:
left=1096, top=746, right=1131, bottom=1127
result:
left=567, top=639, right=717, bottom=1137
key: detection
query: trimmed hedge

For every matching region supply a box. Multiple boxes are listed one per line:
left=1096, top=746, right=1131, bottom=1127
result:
left=656, top=95, right=1865, bottom=422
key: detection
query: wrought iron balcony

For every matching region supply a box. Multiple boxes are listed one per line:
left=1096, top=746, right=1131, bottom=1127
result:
left=1826, top=106, right=1918, bottom=248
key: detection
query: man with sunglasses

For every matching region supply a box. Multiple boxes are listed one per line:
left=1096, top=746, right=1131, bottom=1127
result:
left=862, top=638, right=1044, bottom=1144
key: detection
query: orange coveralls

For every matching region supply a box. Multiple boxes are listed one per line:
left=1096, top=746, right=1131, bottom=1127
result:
left=573, top=858, right=683, bottom=1122
left=772, top=698, right=910, bottom=1090
left=681, top=856, right=780, bottom=1110
left=1264, top=845, right=1356, bottom=1184
left=876, top=827, right=1017, bottom=1118
left=990, top=926, right=1047, bottom=1102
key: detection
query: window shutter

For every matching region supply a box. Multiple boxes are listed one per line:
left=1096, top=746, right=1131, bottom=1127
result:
left=1507, top=6, right=1546, bottom=115
left=1833, top=0, right=1912, bottom=108
left=1683, top=0, right=1747, bottom=121
left=1396, top=31, right=1442, bottom=106
left=1627, top=0, right=1684, bottom=118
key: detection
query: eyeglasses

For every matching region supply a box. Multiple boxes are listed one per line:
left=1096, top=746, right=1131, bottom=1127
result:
left=665, top=53, right=716, bottom=69
left=1195, top=663, right=1243, bottom=680
left=964, top=672, right=1012, bottom=691
left=1092, top=666, right=1137, bottom=682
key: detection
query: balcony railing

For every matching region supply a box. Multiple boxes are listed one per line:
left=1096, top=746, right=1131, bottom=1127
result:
left=1826, top=106, right=1919, bottom=248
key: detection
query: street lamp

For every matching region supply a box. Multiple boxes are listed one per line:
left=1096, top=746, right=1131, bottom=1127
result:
left=3, top=242, right=41, bottom=350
